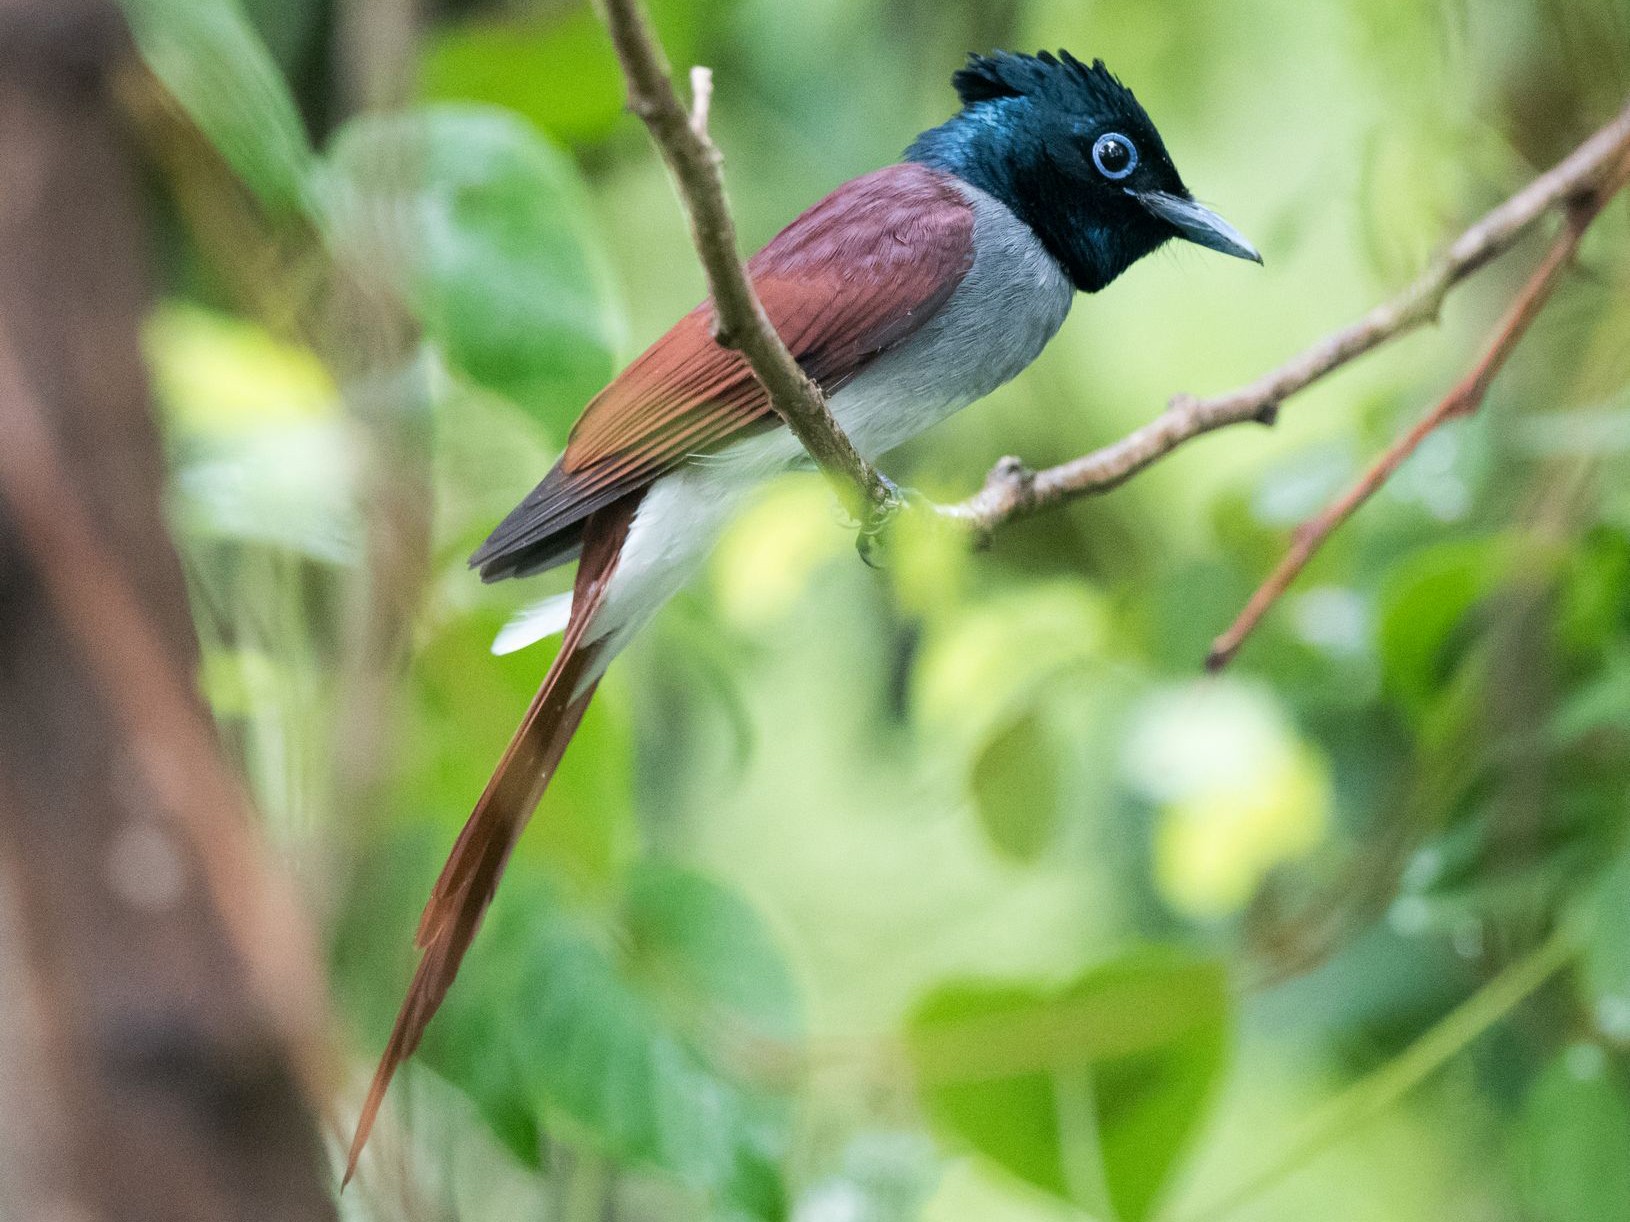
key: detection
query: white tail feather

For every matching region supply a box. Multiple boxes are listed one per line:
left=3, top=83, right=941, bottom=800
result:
left=491, top=592, right=573, bottom=655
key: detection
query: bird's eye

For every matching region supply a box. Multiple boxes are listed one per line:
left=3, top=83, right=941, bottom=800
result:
left=1091, top=132, right=1138, bottom=180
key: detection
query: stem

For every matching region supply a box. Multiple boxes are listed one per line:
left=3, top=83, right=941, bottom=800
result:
left=1207, top=148, right=1630, bottom=669
left=940, top=96, right=1630, bottom=539
left=1169, top=929, right=1575, bottom=1222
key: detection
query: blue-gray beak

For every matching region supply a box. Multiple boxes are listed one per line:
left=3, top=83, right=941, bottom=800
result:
left=1136, top=190, right=1263, bottom=264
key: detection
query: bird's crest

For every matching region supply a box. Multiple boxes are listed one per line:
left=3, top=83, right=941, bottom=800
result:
left=953, top=49, right=1146, bottom=123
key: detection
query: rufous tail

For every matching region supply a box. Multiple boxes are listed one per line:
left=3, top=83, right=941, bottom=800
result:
left=343, top=497, right=638, bottom=1185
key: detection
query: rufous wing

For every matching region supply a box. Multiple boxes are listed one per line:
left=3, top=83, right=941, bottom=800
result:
left=471, top=162, right=976, bottom=581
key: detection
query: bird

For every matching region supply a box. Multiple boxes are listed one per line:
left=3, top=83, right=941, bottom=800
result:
left=345, top=48, right=1259, bottom=1178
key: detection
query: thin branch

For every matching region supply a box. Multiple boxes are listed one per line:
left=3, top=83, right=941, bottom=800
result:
left=938, top=96, right=1630, bottom=538
left=591, top=0, right=1630, bottom=563
left=1207, top=147, right=1630, bottom=670
left=593, top=0, right=893, bottom=521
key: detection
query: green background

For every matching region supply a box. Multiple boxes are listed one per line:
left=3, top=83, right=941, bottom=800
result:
left=122, top=0, right=1630, bottom=1218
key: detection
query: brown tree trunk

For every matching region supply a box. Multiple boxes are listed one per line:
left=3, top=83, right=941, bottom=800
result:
left=0, top=1, right=337, bottom=1217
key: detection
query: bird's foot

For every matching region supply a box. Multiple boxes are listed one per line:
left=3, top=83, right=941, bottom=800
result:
left=855, top=474, right=922, bottom=568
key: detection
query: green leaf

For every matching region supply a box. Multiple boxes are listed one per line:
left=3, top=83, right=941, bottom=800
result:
left=1557, top=526, right=1630, bottom=654
left=152, top=303, right=360, bottom=564
left=1518, top=1045, right=1630, bottom=1222
left=173, top=421, right=360, bottom=565
left=122, top=0, right=315, bottom=217
left=969, top=707, right=1061, bottom=864
left=623, top=860, right=802, bottom=1044
left=914, top=581, right=1109, bottom=743
left=1549, top=646, right=1630, bottom=748
left=420, top=0, right=703, bottom=148
left=1376, top=537, right=1510, bottom=716
left=321, top=105, right=622, bottom=440
left=907, top=948, right=1228, bottom=1221
left=418, top=865, right=797, bottom=1218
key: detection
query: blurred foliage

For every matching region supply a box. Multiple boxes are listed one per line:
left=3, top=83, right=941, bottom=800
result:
left=322, top=103, right=623, bottom=424
left=908, top=949, right=1227, bottom=1221
left=120, top=0, right=1630, bottom=1218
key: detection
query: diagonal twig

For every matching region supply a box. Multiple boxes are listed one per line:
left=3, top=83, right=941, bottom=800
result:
left=1206, top=147, right=1630, bottom=670
left=938, top=96, right=1630, bottom=538
left=593, top=0, right=895, bottom=524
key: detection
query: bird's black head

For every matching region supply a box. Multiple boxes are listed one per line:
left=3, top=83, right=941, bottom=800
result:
left=906, top=50, right=1260, bottom=293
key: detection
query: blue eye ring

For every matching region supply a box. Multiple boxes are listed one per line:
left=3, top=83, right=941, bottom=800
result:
left=1092, top=132, right=1138, bottom=180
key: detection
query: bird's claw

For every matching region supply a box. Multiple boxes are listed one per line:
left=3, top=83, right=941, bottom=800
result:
left=855, top=475, right=919, bottom=568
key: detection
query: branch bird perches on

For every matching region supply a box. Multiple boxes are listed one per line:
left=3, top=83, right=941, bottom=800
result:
left=595, top=0, right=1630, bottom=653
